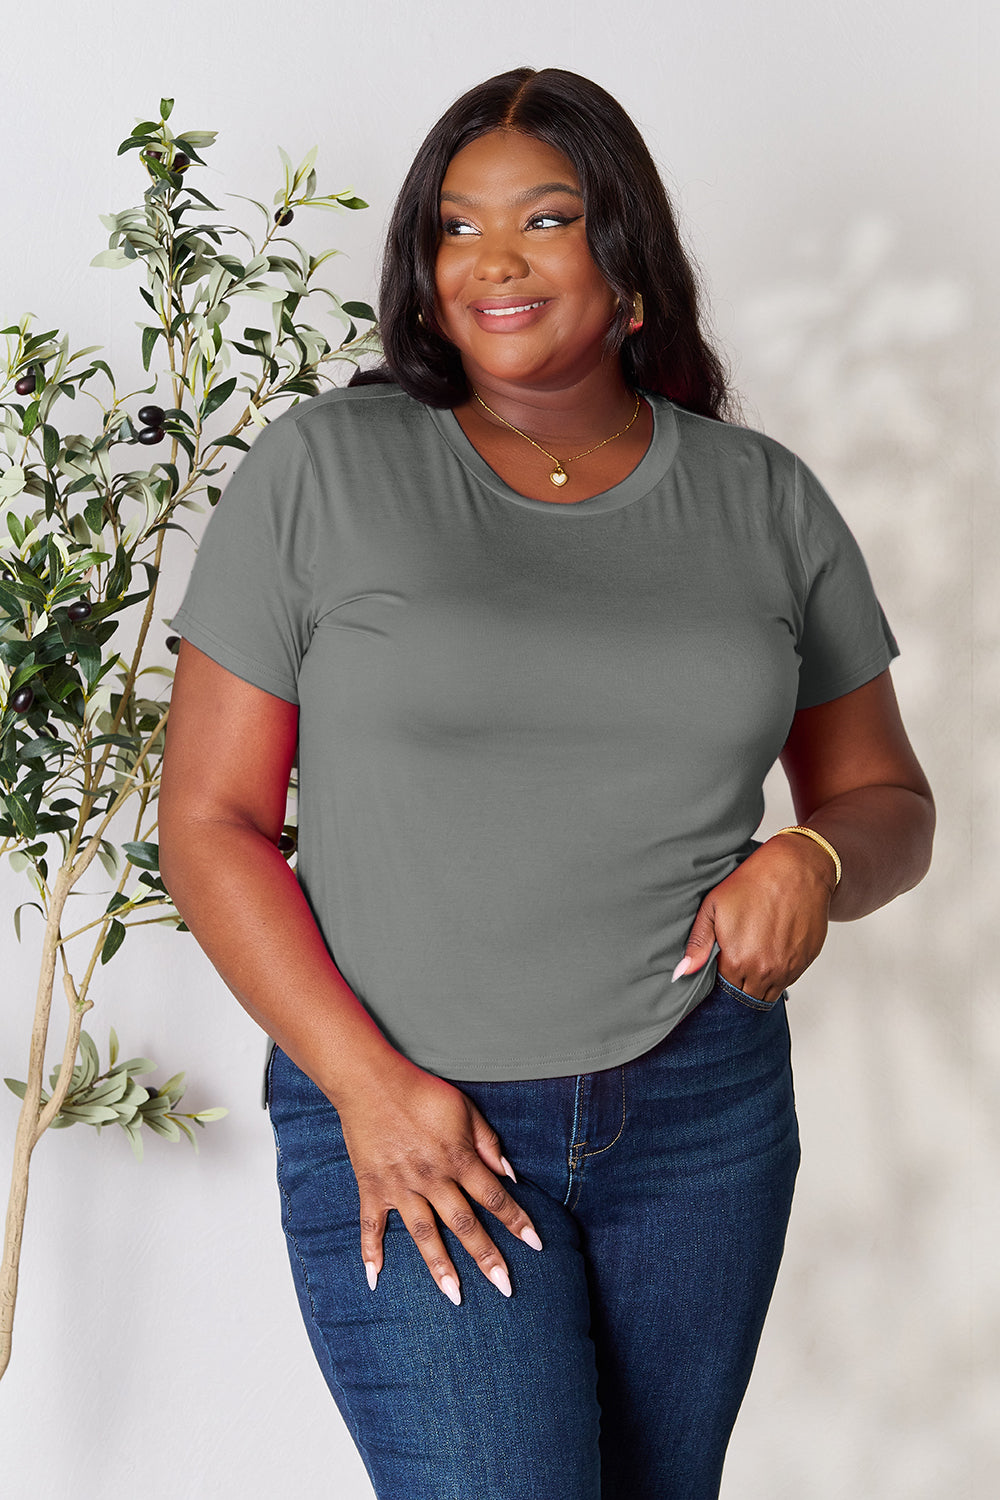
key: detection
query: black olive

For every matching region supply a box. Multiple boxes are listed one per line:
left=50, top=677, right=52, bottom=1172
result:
left=274, top=208, right=294, bottom=226
left=137, top=404, right=165, bottom=427
left=15, top=371, right=36, bottom=395
left=137, top=426, right=165, bottom=445
left=67, top=599, right=92, bottom=622
left=165, top=635, right=180, bottom=654
left=277, top=833, right=296, bottom=853
left=172, top=154, right=189, bottom=172
left=10, top=685, right=35, bottom=714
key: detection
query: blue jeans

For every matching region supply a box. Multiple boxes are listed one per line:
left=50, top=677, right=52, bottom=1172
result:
left=266, top=975, right=800, bottom=1499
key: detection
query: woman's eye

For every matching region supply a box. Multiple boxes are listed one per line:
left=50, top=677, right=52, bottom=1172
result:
left=527, top=212, right=579, bottom=230
left=441, top=218, right=478, bottom=236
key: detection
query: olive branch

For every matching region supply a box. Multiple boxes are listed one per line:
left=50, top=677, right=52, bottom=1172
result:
left=0, top=97, right=378, bottom=1380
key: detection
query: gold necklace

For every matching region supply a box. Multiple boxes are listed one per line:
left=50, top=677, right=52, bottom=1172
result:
left=471, top=388, right=642, bottom=488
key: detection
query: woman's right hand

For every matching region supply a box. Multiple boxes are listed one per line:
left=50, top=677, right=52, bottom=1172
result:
left=335, top=1054, right=544, bottom=1304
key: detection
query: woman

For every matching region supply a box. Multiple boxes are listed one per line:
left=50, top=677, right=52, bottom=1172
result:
left=159, top=68, right=934, bottom=1499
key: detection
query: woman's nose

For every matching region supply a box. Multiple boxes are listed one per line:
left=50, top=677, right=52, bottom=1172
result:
left=473, top=234, right=529, bottom=283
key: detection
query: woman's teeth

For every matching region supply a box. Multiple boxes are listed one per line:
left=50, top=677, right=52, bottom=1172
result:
left=480, top=301, right=545, bottom=317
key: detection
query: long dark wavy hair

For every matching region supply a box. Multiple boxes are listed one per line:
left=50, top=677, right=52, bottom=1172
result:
left=350, top=67, right=736, bottom=421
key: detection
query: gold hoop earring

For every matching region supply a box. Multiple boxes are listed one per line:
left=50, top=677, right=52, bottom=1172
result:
left=627, top=292, right=644, bottom=335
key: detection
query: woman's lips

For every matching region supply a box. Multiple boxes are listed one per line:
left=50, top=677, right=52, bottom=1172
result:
left=469, top=298, right=551, bottom=331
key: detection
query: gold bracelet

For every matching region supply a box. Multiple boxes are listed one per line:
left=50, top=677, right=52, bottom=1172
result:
left=773, top=825, right=842, bottom=887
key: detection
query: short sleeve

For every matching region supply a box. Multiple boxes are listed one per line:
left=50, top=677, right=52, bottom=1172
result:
left=169, top=409, right=319, bottom=704
left=793, top=455, right=900, bottom=711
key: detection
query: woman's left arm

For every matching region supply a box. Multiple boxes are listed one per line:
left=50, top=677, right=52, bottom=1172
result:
left=675, top=670, right=936, bottom=1003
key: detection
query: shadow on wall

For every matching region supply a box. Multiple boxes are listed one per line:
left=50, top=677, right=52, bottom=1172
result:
left=721, top=213, right=994, bottom=1498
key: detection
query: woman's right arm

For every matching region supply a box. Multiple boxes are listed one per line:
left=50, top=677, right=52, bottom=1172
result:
left=159, top=640, right=542, bottom=1302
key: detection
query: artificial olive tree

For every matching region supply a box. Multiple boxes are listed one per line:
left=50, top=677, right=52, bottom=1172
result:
left=0, top=99, right=376, bottom=1378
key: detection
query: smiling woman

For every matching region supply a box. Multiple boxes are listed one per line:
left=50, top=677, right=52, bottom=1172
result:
left=159, top=66, right=934, bottom=1500
left=432, top=132, right=650, bottom=500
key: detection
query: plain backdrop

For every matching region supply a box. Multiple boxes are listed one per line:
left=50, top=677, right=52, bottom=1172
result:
left=1, top=2, right=995, bottom=1496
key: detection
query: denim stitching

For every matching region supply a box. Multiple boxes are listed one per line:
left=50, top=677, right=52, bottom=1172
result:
left=564, top=1075, right=586, bottom=1206
left=715, top=973, right=779, bottom=1012
left=579, top=1066, right=627, bottom=1159
left=269, top=1070, right=375, bottom=1478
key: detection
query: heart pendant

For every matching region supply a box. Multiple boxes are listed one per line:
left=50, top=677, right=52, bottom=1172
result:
left=549, top=469, right=568, bottom=487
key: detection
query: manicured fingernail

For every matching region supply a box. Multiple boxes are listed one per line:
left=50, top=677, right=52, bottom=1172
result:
left=490, top=1266, right=512, bottom=1298
left=671, top=956, right=692, bottom=982
left=440, top=1274, right=461, bottom=1306
left=365, top=1261, right=378, bottom=1292
left=500, top=1155, right=517, bottom=1182
left=520, top=1226, right=543, bottom=1252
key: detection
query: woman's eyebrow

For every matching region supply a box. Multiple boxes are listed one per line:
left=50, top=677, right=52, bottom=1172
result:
left=440, top=181, right=584, bottom=207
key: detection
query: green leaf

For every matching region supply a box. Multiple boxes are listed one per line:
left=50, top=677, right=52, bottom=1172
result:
left=0, top=580, right=24, bottom=617
left=88, top=733, right=140, bottom=751
left=57, top=1103, right=120, bottom=1124
left=84, top=1073, right=129, bottom=1106
left=4, top=1078, right=27, bottom=1100
left=157, top=1071, right=186, bottom=1105
left=144, top=1114, right=181, bottom=1141
left=141, top=325, right=161, bottom=371
left=341, top=301, right=376, bottom=321
left=90, top=248, right=135, bottom=270
left=122, top=839, right=159, bottom=871
left=121, top=1117, right=145, bottom=1161
left=76, top=640, right=102, bottom=690
left=122, top=1056, right=157, bottom=1077
left=241, top=284, right=287, bottom=303
left=6, top=792, right=36, bottom=840
left=160, top=98, right=174, bottom=121
left=199, top=376, right=237, bottom=421
left=84, top=495, right=105, bottom=534
left=172, top=1115, right=198, bottom=1148
left=78, top=1031, right=100, bottom=1088
left=109, top=1027, right=119, bottom=1068
left=157, top=461, right=180, bottom=497
left=100, top=917, right=127, bottom=964
left=42, top=423, right=60, bottom=468
left=192, top=1106, right=228, bottom=1122
left=13, top=901, right=44, bottom=941
left=339, top=196, right=368, bottom=211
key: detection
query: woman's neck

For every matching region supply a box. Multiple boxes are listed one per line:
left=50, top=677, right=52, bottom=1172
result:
left=456, top=360, right=636, bottom=448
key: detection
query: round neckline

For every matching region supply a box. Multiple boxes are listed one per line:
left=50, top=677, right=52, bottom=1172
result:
left=426, top=390, right=680, bottom=516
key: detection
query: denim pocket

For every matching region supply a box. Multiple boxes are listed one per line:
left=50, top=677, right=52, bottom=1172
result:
left=714, top=972, right=784, bottom=1012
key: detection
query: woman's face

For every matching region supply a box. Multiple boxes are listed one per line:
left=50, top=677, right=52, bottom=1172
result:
left=434, top=130, right=620, bottom=393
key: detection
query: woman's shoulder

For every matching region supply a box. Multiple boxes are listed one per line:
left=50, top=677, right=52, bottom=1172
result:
left=653, top=393, right=801, bottom=477
left=276, top=379, right=428, bottom=443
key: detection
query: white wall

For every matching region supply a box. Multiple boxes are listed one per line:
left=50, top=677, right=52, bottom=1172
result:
left=1, top=1, right=995, bottom=1495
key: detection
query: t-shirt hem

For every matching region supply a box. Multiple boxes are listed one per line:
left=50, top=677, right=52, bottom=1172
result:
left=796, top=641, right=899, bottom=712
left=399, top=1000, right=712, bottom=1082
left=170, top=610, right=299, bottom=704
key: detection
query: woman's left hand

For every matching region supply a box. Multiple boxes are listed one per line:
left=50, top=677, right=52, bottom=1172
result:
left=673, top=834, right=838, bottom=1005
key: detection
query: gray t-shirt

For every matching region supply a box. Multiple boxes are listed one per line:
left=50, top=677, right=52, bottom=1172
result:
left=171, top=384, right=898, bottom=1081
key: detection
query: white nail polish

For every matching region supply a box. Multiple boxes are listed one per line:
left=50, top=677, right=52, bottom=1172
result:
left=671, top=956, right=692, bottom=982
left=500, top=1155, right=518, bottom=1182
left=440, top=1274, right=461, bottom=1305
left=520, top=1226, right=543, bottom=1252
left=490, top=1266, right=512, bottom=1298
left=365, top=1261, right=378, bottom=1291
